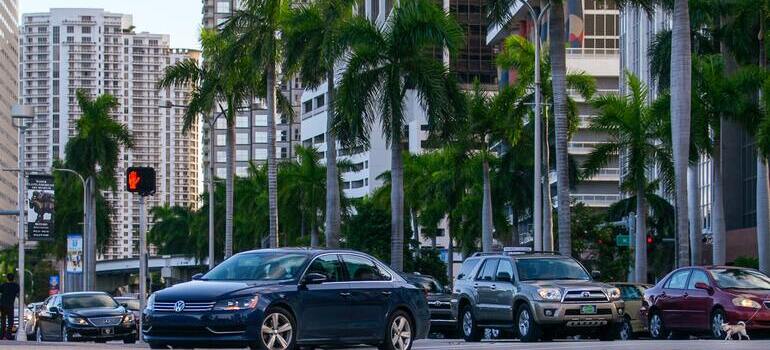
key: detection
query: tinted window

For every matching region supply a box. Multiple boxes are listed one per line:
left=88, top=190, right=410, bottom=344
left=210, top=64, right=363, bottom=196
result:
left=63, top=294, right=118, bottom=310
left=204, top=252, right=308, bottom=281
left=476, top=259, right=499, bottom=281
left=342, top=254, right=389, bottom=281
left=119, top=299, right=141, bottom=311
left=620, top=286, right=641, bottom=300
left=709, top=268, right=770, bottom=290
left=496, top=259, right=515, bottom=282
left=306, top=254, right=344, bottom=282
left=665, top=270, right=690, bottom=289
left=515, top=258, right=591, bottom=281
left=687, top=270, right=710, bottom=290
left=457, top=258, right=480, bottom=280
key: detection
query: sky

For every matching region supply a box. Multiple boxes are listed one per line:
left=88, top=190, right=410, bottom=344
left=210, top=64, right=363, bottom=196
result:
left=19, top=0, right=202, bottom=49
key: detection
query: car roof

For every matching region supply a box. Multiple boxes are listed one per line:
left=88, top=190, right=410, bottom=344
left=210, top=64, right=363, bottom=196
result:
left=56, top=291, right=110, bottom=297
left=235, top=247, right=377, bottom=258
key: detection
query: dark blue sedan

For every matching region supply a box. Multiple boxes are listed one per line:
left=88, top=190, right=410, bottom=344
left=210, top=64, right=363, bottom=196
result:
left=142, top=248, right=430, bottom=350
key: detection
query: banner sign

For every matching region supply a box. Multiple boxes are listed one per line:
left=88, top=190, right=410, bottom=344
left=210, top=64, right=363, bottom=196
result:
left=49, top=275, right=60, bottom=295
left=66, top=234, right=83, bottom=274
left=26, top=174, right=55, bottom=241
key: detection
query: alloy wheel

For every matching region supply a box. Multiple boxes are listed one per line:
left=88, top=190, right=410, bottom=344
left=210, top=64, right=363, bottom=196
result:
left=462, top=311, right=473, bottom=337
left=390, top=315, right=412, bottom=350
left=260, top=312, right=293, bottom=350
left=711, top=311, right=725, bottom=339
left=36, top=327, right=43, bottom=342
left=619, top=319, right=631, bottom=340
left=518, top=308, right=531, bottom=337
left=649, top=314, right=662, bottom=339
left=61, top=325, right=68, bottom=342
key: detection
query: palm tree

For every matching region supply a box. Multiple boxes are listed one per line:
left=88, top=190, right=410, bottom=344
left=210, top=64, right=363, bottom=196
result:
left=334, top=0, right=464, bottom=271
left=223, top=0, right=291, bottom=248
left=279, top=146, right=327, bottom=247
left=158, top=29, right=249, bottom=260
left=65, top=90, right=133, bottom=288
left=582, top=72, right=673, bottom=282
left=283, top=0, right=356, bottom=248
left=148, top=205, right=198, bottom=257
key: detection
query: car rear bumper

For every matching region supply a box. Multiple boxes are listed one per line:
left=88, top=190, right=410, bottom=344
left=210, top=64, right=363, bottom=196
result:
left=531, top=300, right=624, bottom=327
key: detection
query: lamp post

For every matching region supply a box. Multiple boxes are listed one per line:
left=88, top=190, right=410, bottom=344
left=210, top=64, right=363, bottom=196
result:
left=51, top=167, right=87, bottom=292
left=11, top=104, right=33, bottom=342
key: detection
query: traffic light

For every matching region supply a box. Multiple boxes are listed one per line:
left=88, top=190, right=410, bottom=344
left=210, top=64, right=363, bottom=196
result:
left=647, top=234, right=654, bottom=245
left=126, top=167, right=156, bottom=196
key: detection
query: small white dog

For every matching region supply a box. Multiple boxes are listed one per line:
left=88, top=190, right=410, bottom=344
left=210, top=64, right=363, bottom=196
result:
left=721, top=321, right=750, bottom=340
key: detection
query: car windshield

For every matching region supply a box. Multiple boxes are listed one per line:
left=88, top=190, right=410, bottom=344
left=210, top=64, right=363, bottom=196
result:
left=63, top=294, right=119, bottom=310
left=405, top=276, right=443, bottom=293
left=203, top=252, right=308, bottom=281
left=516, top=258, right=591, bottom=281
left=709, top=268, right=770, bottom=290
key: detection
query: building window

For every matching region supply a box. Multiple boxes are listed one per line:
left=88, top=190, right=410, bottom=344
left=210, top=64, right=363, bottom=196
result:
left=303, top=100, right=313, bottom=114
left=216, top=134, right=226, bottom=146
left=236, top=116, right=249, bottom=128
left=216, top=117, right=227, bottom=129
left=217, top=1, right=231, bottom=14
left=254, top=114, right=267, bottom=126
left=254, top=131, right=267, bottom=143
left=315, top=94, right=325, bottom=108
left=216, top=150, right=226, bottom=162
left=253, top=148, right=267, bottom=160
left=236, top=166, right=247, bottom=177
left=216, top=167, right=227, bottom=178
left=236, top=149, right=248, bottom=161
left=236, top=133, right=249, bottom=144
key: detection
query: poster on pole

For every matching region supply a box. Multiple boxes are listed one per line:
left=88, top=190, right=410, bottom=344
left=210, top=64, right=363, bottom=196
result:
left=49, top=275, right=60, bottom=295
left=26, top=174, right=55, bottom=241
left=66, top=234, right=83, bottom=274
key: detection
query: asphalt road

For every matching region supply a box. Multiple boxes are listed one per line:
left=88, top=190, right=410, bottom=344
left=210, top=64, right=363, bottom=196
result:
left=3, top=339, right=770, bottom=350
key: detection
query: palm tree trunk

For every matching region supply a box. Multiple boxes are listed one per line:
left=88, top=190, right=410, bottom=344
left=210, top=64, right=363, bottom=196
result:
left=481, top=156, right=494, bottom=252
left=635, top=184, right=648, bottom=283
left=225, top=102, right=235, bottom=259
left=712, top=137, right=726, bottom=264
left=410, top=207, right=420, bottom=257
left=446, top=215, right=454, bottom=287
left=324, top=71, right=341, bottom=248
left=267, top=63, right=279, bottom=248
left=390, top=124, right=405, bottom=272
left=549, top=1, right=571, bottom=256
left=511, top=211, right=520, bottom=247
left=542, top=108, right=553, bottom=251
left=87, top=176, right=96, bottom=290
left=310, top=214, right=320, bottom=248
left=671, top=0, right=692, bottom=267
left=687, top=163, right=702, bottom=265
left=758, top=158, right=770, bottom=273
left=208, top=118, right=217, bottom=268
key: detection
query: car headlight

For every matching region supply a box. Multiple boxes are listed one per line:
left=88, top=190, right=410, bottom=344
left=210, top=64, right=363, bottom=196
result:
left=122, top=313, right=135, bottom=324
left=537, top=288, right=562, bottom=301
left=213, top=295, right=259, bottom=311
left=607, top=287, right=621, bottom=300
left=66, top=315, right=89, bottom=325
left=732, top=297, right=761, bottom=309
left=146, top=293, right=156, bottom=311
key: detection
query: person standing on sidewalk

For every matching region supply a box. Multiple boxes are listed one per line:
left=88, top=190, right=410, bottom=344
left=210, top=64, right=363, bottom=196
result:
left=0, top=273, right=20, bottom=340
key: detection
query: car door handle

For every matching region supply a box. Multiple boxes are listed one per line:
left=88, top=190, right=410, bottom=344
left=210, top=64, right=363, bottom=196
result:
left=490, top=285, right=497, bottom=290
left=473, top=284, right=479, bottom=289
left=381, top=291, right=392, bottom=296
left=339, top=292, right=352, bottom=297
left=683, top=292, right=689, bottom=298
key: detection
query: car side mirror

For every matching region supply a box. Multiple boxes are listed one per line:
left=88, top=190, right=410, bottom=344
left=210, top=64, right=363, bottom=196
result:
left=591, top=270, right=601, bottom=280
left=496, top=272, right=512, bottom=283
left=444, top=286, right=452, bottom=294
left=120, top=302, right=129, bottom=309
left=49, top=306, right=61, bottom=314
left=192, top=273, right=204, bottom=280
left=456, top=273, right=465, bottom=280
left=694, top=282, right=714, bottom=294
left=302, top=273, right=328, bottom=285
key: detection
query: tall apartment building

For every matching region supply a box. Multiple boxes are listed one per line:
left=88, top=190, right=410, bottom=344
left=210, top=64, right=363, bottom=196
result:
left=201, top=0, right=302, bottom=180
left=0, top=0, right=19, bottom=247
left=620, top=4, right=760, bottom=262
left=19, top=8, right=200, bottom=259
left=487, top=0, right=622, bottom=245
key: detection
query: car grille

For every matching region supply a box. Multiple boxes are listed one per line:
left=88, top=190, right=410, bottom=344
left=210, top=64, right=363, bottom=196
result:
left=88, top=316, right=124, bottom=327
left=154, top=301, right=215, bottom=312
left=428, top=301, right=452, bottom=309
left=562, top=290, right=608, bottom=303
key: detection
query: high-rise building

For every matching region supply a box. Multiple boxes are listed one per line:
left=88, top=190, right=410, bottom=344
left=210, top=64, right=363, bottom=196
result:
left=201, top=0, right=302, bottom=180
left=0, top=0, right=19, bottom=247
left=487, top=0, right=622, bottom=244
left=19, top=8, right=200, bottom=259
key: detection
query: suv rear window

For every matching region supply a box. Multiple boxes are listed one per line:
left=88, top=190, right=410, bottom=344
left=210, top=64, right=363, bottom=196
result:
left=457, top=258, right=480, bottom=280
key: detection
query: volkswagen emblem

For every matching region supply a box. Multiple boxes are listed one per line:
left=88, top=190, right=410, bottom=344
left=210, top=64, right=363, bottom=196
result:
left=582, top=291, right=591, bottom=298
left=174, top=300, right=186, bottom=312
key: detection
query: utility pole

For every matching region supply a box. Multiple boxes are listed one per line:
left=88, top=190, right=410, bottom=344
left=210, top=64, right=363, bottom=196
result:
left=11, top=104, right=33, bottom=342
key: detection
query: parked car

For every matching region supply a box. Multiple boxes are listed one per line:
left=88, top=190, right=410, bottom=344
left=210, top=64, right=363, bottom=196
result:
left=451, top=251, right=624, bottom=342
left=401, top=273, right=456, bottom=337
left=142, top=248, right=430, bottom=350
left=34, top=292, right=137, bottom=343
left=114, top=296, right=140, bottom=340
left=641, top=266, right=770, bottom=339
left=23, top=302, right=45, bottom=340
left=610, top=282, right=651, bottom=340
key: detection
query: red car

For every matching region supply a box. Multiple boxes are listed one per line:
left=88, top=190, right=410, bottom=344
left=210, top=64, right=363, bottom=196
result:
left=641, top=266, right=770, bottom=339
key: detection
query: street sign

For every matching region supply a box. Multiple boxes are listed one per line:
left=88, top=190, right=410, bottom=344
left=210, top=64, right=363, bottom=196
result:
left=616, top=234, right=631, bottom=247
left=26, top=174, right=55, bottom=241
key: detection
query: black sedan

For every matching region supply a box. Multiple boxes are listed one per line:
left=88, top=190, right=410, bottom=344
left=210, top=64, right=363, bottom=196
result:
left=401, top=273, right=456, bottom=337
left=34, top=292, right=137, bottom=343
left=143, top=248, right=430, bottom=350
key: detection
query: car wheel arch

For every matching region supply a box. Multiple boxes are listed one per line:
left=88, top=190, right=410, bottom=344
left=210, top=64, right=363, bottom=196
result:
left=512, top=298, right=530, bottom=319
left=265, top=302, right=297, bottom=326
left=458, top=295, right=474, bottom=313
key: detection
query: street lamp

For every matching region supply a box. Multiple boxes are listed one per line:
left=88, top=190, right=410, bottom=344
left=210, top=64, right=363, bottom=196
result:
left=51, top=167, right=88, bottom=292
left=11, top=103, right=33, bottom=342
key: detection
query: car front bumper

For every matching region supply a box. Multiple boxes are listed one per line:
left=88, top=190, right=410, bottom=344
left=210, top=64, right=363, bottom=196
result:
left=727, top=308, right=770, bottom=330
left=66, top=323, right=136, bottom=341
left=142, top=309, right=261, bottom=346
left=531, top=300, right=624, bottom=328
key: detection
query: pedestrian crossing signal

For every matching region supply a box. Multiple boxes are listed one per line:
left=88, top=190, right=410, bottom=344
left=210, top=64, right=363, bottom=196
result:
left=126, top=167, right=156, bottom=196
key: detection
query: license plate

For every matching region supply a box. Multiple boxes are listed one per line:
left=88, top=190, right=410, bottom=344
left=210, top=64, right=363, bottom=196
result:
left=102, top=327, right=114, bottom=335
left=580, top=305, right=597, bottom=315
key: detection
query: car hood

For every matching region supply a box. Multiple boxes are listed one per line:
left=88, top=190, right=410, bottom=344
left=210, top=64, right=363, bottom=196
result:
left=69, top=307, right=126, bottom=318
left=526, top=279, right=612, bottom=290
left=154, top=280, right=291, bottom=301
left=724, top=289, right=770, bottom=299
left=427, top=293, right=452, bottom=303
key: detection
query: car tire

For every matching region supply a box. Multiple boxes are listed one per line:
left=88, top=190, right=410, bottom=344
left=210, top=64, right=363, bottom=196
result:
left=35, top=326, right=43, bottom=342
left=711, top=308, right=727, bottom=339
left=648, top=311, right=668, bottom=340
left=459, top=306, right=482, bottom=342
left=148, top=343, right=168, bottom=349
left=618, top=317, right=633, bottom=341
left=60, top=325, right=68, bottom=342
left=124, top=335, right=137, bottom=344
left=378, top=310, right=414, bottom=350
left=516, top=304, right=542, bottom=342
left=252, top=306, right=296, bottom=350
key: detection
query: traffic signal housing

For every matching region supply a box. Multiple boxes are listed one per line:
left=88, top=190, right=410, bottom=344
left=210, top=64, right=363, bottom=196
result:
left=126, top=167, right=156, bottom=196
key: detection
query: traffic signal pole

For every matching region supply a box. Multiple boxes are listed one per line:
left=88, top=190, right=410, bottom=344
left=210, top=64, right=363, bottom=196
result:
left=139, top=194, right=147, bottom=342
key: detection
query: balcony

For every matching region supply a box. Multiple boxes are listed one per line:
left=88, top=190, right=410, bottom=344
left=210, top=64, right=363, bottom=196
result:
left=571, top=194, right=621, bottom=208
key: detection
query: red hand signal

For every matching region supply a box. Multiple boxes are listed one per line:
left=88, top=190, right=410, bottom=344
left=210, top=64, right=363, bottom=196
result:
left=128, top=171, right=141, bottom=190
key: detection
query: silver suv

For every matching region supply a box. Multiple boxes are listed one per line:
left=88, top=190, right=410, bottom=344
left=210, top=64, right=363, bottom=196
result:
left=450, top=251, right=624, bottom=342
